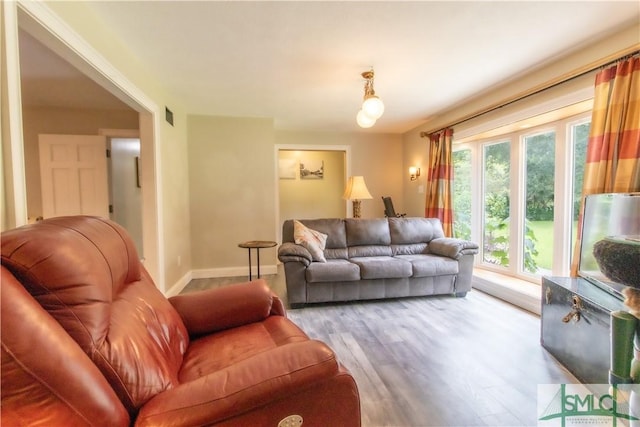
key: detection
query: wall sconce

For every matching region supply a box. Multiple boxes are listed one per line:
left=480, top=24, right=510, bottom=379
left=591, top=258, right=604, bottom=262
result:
left=409, top=167, right=421, bottom=181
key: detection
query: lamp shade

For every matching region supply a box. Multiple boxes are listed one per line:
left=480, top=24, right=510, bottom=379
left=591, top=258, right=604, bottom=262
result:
left=342, top=176, right=373, bottom=200
left=356, top=110, right=376, bottom=128
left=362, top=95, right=384, bottom=120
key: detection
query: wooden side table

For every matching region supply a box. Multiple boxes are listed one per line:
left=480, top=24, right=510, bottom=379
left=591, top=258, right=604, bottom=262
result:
left=238, top=240, right=277, bottom=280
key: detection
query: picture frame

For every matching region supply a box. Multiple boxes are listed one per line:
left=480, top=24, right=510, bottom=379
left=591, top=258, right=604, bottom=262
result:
left=278, top=159, right=297, bottom=179
left=300, top=159, right=324, bottom=179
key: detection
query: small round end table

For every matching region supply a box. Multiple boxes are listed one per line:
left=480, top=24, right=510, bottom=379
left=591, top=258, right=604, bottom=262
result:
left=238, top=240, right=277, bottom=280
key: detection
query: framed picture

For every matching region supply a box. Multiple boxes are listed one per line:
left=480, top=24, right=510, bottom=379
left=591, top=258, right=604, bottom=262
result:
left=278, top=159, right=297, bottom=179
left=300, top=159, right=324, bottom=179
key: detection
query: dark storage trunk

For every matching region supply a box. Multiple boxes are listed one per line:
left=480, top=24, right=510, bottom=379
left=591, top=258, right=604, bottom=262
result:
left=541, top=276, right=627, bottom=384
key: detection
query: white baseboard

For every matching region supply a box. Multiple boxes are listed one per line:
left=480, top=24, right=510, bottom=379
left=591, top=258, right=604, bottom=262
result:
left=165, top=270, right=193, bottom=297
left=191, top=264, right=277, bottom=279
left=166, top=264, right=279, bottom=296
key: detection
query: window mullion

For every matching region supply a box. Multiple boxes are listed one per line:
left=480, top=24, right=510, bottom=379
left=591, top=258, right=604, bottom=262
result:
left=553, top=122, right=572, bottom=275
left=512, top=134, right=525, bottom=276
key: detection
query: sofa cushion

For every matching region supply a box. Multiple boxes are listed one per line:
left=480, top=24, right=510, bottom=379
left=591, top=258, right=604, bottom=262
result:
left=349, top=256, right=412, bottom=280
left=395, top=254, right=459, bottom=277
left=348, top=245, right=393, bottom=258
left=324, top=248, right=349, bottom=260
left=179, top=316, right=309, bottom=382
left=346, top=218, right=391, bottom=246
left=391, top=243, right=428, bottom=256
left=388, top=217, right=445, bottom=244
left=293, top=220, right=327, bottom=262
left=306, top=259, right=360, bottom=283
left=283, top=219, right=347, bottom=249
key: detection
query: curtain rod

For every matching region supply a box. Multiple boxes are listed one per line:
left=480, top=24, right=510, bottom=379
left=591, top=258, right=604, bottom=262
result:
left=420, top=46, right=640, bottom=138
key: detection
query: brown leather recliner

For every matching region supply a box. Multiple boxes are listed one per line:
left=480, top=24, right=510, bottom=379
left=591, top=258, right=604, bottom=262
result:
left=1, top=216, right=360, bottom=426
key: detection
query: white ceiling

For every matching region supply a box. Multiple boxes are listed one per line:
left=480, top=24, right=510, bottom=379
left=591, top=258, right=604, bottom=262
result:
left=19, top=1, right=640, bottom=134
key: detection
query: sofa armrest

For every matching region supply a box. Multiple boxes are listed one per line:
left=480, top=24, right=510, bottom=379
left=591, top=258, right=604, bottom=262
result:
left=135, top=340, right=340, bottom=426
left=429, top=238, right=479, bottom=260
left=168, top=279, right=284, bottom=336
left=278, top=242, right=312, bottom=266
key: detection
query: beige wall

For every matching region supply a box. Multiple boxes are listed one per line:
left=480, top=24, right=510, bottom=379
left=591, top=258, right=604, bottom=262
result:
left=160, top=108, right=192, bottom=288
left=276, top=130, right=404, bottom=219
left=402, top=135, right=428, bottom=217
left=21, top=106, right=139, bottom=221
left=278, top=149, right=346, bottom=223
left=1, top=1, right=10, bottom=231
left=186, top=124, right=404, bottom=275
left=187, top=115, right=276, bottom=271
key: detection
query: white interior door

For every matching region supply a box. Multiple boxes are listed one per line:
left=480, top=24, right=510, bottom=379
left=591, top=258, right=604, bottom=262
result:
left=39, top=134, right=109, bottom=219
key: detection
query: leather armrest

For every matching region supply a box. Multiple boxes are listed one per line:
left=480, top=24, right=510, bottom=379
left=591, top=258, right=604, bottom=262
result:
left=135, top=340, right=339, bottom=426
left=428, top=238, right=479, bottom=260
left=278, top=242, right=312, bottom=266
left=169, top=279, right=284, bottom=336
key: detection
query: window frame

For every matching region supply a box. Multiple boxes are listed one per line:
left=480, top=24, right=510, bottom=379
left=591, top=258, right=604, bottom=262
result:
left=453, top=111, right=592, bottom=284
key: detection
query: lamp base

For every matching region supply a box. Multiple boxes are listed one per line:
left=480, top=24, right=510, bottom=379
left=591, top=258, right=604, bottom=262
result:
left=352, top=200, right=362, bottom=218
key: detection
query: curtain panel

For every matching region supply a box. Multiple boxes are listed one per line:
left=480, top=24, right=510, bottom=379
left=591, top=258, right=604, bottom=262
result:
left=425, top=128, right=454, bottom=237
left=571, top=56, right=640, bottom=276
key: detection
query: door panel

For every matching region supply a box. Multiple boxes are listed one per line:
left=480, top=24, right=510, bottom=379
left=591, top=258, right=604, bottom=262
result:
left=39, top=134, right=109, bottom=219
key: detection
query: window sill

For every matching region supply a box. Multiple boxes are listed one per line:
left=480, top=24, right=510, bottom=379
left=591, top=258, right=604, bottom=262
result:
left=471, top=268, right=542, bottom=315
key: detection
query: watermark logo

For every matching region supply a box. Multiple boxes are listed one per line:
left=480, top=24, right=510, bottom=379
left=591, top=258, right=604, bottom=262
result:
left=538, top=384, right=640, bottom=426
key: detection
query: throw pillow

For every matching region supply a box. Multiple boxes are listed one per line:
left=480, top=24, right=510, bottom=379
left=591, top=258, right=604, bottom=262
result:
left=293, top=220, right=328, bottom=262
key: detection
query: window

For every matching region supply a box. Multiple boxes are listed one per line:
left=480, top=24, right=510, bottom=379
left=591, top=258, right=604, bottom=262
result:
left=453, top=149, right=472, bottom=240
left=522, top=130, right=555, bottom=275
left=453, top=112, right=591, bottom=282
left=482, top=141, right=510, bottom=268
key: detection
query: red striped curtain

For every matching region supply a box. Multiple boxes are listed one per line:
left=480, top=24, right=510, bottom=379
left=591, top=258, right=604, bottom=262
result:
left=425, top=128, right=454, bottom=237
left=571, top=56, right=640, bottom=275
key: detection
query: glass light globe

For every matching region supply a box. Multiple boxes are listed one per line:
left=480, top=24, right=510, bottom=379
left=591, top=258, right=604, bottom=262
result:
left=356, top=110, right=376, bottom=128
left=362, top=96, right=384, bottom=120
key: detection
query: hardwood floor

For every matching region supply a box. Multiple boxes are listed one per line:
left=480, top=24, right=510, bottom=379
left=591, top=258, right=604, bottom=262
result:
left=183, top=269, right=577, bottom=427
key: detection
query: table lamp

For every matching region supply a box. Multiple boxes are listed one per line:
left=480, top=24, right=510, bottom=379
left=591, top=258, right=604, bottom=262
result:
left=342, top=176, right=372, bottom=218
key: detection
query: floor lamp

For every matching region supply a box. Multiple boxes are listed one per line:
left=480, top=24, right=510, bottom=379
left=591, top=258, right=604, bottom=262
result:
left=343, top=176, right=373, bottom=218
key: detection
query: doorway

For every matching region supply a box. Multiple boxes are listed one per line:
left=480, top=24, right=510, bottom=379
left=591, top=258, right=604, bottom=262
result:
left=108, top=137, right=143, bottom=254
left=275, top=145, right=351, bottom=239
left=7, top=3, right=164, bottom=286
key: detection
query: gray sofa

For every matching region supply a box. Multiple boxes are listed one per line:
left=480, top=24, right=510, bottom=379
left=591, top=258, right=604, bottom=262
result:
left=278, top=217, right=479, bottom=307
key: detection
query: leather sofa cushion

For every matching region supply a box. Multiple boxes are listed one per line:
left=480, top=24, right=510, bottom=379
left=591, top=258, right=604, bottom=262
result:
left=346, top=218, right=391, bottom=246
left=389, top=217, right=445, bottom=244
left=137, top=340, right=343, bottom=426
left=349, top=256, right=412, bottom=280
left=395, top=254, right=459, bottom=277
left=306, top=259, right=360, bottom=283
left=179, top=316, right=309, bottom=382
